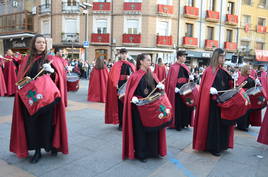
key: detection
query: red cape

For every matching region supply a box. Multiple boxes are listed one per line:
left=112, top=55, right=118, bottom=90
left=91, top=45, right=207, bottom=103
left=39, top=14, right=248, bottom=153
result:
left=257, top=109, right=268, bottom=145
left=10, top=55, right=68, bottom=158
left=193, top=66, right=234, bottom=151
left=0, top=65, right=7, bottom=96
left=105, top=60, right=135, bottom=124
left=54, top=56, right=68, bottom=107
left=88, top=67, right=108, bottom=103
left=154, top=64, right=167, bottom=81
left=122, top=69, right=167, bottom=160
left=164, top=62, right=190, bottom=128
left=237, top=75, right=261, bottom=126
left=3, top=55, right=17, bottom=96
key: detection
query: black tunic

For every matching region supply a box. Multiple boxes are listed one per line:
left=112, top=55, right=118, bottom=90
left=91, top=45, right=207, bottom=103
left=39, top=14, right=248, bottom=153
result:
left=118, top=63, right=132, bottom=126
left=131, top=75, right=160, bottom=159
left=236, top=77, right=255, bottom=130
left=22, top=58, right=55, bottom=151
left=174, top=66, right=193, bottom=131
left=206, top=68, right=233, bottom=153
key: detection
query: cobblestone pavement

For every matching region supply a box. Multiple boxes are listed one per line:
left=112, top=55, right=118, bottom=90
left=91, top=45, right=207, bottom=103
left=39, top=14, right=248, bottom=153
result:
left=0, top=79, right=268, bottom=177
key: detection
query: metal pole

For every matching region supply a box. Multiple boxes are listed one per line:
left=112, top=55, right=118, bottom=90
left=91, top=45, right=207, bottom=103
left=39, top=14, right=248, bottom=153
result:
left=84, top=10, right=88, bottom=61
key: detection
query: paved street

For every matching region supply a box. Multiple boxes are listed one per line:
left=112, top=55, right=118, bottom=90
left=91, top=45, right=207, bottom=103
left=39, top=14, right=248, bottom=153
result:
left=0, top=79, right=268, bottom=177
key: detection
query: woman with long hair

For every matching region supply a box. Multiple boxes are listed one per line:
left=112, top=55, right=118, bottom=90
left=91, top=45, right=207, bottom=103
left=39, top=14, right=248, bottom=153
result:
left=10, top=34, right=68, bottom=163
left=154, top=58, right=167, bottom=81
left=122, top=53, right=168, bottom=162
left=193, top=48, right=234, bottom=156
left=88, top=56, right=109, bottom=102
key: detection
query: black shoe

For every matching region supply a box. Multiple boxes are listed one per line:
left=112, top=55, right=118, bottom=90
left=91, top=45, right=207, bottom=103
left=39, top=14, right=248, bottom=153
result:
left=118, top=125, right=122, bottom=131
left=51, top=148, right=58, bottom=156
left=210, top=151, right=221, bottom=157
left=138, top=158, right=147, bottom=163
left=30, top=150, right=42, bottom=164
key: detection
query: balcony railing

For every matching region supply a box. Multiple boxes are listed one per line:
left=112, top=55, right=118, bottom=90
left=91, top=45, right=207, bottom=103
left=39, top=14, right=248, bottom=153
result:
left=61, top=33, right=79, bottom=43
left=205, top=40, right=219, bottom=50
left=206, top=10, right=219, bottom=22
left=184, top=6, right=199, bottom=19
left=93, top=2, right=111, bottom=11
left=91, top=33, right=110, bottom=43
left=183, top=37, right=198, bottom=48
left=157, top=4, right=173, bottom=15
left=257, top=25, right=267, bottom=33
left=226, top=14, right=238, bottom=25
left=62, top=2, right=80, bottom=13
left=0, top=11, right=33, bottom=34
left=224, top=42, right=237, bottom=51
left=156, top=35, right=172, bottom=46
left=123, top=2, right=142, bottom=11
left=122, top=34, right=141, bottom=44
left=39, top=4, right=51, bottom=14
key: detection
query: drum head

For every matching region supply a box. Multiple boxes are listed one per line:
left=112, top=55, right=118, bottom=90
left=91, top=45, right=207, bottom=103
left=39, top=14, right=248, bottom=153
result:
left=179, top=82, right=196, bottom=95
left=246, top=87, right=262, bottom=96
left=217, top=90, right=238, bottom=103
left=67, top=72, right=79, bottom=82
left=118, top=82, right=127, bottom=96
left=136, top=92, right=162, bottom=106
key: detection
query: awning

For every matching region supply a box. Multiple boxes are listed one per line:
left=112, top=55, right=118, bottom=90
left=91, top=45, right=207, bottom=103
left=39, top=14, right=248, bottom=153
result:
left=0, top=33, right=35, bottom=39
left=255, top=50, right=268, bottom=61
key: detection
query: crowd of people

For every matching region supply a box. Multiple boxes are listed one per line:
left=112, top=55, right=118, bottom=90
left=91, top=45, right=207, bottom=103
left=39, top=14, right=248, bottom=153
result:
left=1, top=34, right=268, bottom=164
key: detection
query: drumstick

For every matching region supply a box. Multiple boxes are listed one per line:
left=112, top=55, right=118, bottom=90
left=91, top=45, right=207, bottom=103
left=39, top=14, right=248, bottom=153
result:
left=217, top=81, right=247, bottom=93
left=143, top=78, right=166, bottom=100
left=32, top=60, right=53, bottom=80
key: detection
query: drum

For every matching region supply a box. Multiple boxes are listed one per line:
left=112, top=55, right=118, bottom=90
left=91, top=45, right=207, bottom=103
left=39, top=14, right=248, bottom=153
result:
left=18, top=74, right=61, bottom=118
left=135, top=92, right=172, bottom=128
left=246, top=86, right=267, bottom=110
left=179, top=82, right=199, bottom=107
left=67, top=72, right=80, bottom=92
left=217, top=89, right=250, bottom=121
left=118, top=82, right=127, bottom=101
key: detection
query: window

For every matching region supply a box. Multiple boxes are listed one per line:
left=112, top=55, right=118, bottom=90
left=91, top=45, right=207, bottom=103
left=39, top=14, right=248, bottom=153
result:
left=241, top=41, right=250, bottom=50
left=242, top=15, right=251, bottom=26
left=127, top=19, right=139, bottom=34
left=186, top=0, right=194, bottom=6
left=186, top=23, right=193, bottom=37
left=258, top=0, right=267, bottom=7
left=243, top=0, right=252, bottom=5
left=208, top=0, right=216, bottom=11
left=96, top=19, right=107, bottom=33
left=207, top=27, right=214, bottom=40
left=65, top=19, right=78, bottom=33
left=158, top=21, right=169, bottom=35
left=256, top=42, right=264, bottom=50
left=226, top=29, right=233, bottom=42
left=67, top=0, right=76, bottom=6
left=258, top=17, right=266, bottom=26
left=42, top=20, right=50, bottom=34
left=227, top=2, right=234, bottom=14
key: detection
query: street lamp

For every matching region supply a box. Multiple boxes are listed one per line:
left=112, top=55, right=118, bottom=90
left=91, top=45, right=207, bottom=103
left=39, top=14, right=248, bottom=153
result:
left=79, top=1, right=92, bottom=61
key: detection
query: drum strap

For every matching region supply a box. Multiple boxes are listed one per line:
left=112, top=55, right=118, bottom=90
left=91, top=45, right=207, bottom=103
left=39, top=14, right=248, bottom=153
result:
left=177, top=78, right=188, bottom=84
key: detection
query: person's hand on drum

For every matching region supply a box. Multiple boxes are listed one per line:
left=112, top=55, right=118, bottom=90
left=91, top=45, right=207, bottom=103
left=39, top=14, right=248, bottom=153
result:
left=175, top=87, right=180, bottom=94
left=43, top=63, right=54, bottom=73
left=255, top=78, right=261, bottom=86
left=156, top=83, right=165, bottom=90
left=131, top=96, right=139, bottom=104
left=189, top=75, right=194, bottom=81
left=210, top=87, right=218, bottom=95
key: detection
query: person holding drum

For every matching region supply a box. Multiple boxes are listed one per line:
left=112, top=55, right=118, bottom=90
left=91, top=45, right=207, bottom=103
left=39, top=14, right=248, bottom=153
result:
left=10, top=34, right=68, bottom=163
left=88, top=56, right=108, bottom=103
left=154, top=58, right=167, bottom=81
left=193, top=48, right=234, bottom=156
left=165, top=50, right=194, bottom=131
left=236, top=65, right=261, bottom=131
left=105, top=48, right=135, bottom=130
left=122, top=53, right=168, bottom=162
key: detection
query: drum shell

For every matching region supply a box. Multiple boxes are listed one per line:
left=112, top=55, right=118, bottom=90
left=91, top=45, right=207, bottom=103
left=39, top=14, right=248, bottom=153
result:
left=118, top=82, right=127, bottom=102
left=180, top=85, right=199, bottom=107
left=67, top=72, right=79, bottom=91
left=136, top=93, right=172, bottom=128
left=246, top=87, right=267, bottom=110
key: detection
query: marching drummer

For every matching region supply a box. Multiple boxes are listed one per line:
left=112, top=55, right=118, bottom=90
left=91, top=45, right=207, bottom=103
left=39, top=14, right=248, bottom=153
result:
left=165, top=50, right=194, bottom=131
left=122, top=53, right=167, bottom=162
left=105, top=48, right=135, bottom=130
left=10, top=34, right=68, bottom=163
left=193, top=48, right=234, bottom=156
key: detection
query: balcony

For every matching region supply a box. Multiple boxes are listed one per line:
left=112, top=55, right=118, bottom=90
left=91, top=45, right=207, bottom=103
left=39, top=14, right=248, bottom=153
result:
left=224, top=42, right=237, bottom=51
left=183, top=37, right=198, bottom=48
left=205, top=10, right=219, bottom=22
left=91, top=33, right=110, bottom=44
left=123, top=2, right=142, bottom=13
left=0, top=11, right=33, bottom=34
left=61, top=33, right=79, bottom=43
left=226, top=14, right=238, bottom=26
left=39, top=4, right=51, bottom=14
left=156, top=35, right=172, bottom=46
left=62, top=2, right=80, bottom=13
left=122, top=34, right=141, bottom=44
left=157, top=4, right=173, bottom=15
left=205, top=40, right=219, bottom=50
left=257, top=25, right=267, bottom=33
left=184, top=6, right=199, bottom=19
left=93, top=2, right=111, bottom=13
